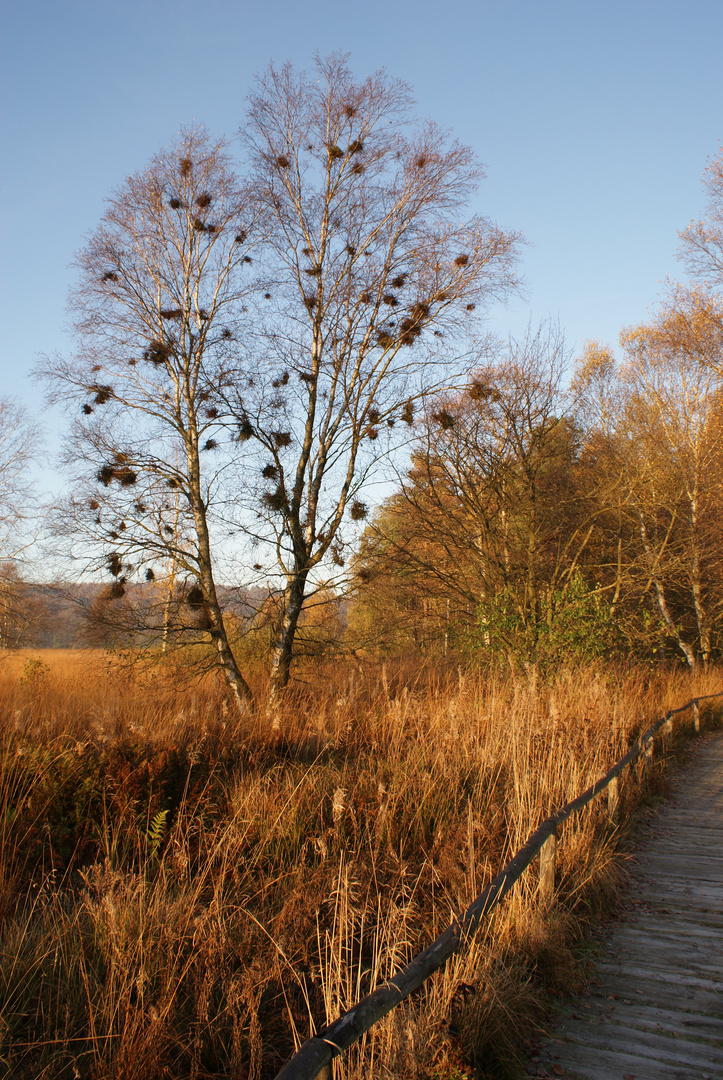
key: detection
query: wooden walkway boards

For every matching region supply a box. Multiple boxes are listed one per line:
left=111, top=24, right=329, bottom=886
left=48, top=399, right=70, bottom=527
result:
left=533, top=731, right=723, bottom=1080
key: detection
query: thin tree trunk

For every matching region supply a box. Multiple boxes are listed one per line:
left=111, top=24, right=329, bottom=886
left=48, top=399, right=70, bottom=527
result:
left=688, top=483, right=711, bottom=667
left=638, top=514, right=697, bottom=669
left=210, top=608, right=256, bottom=714
left=196, top=543, right=255, bottom=714
left=161, top=577, right=172, bottom=655
left=185, top=431, right=255, bottom=714
left=611, top=526, right=623, bottom=613
left=268, top=571, right=308, bottom=705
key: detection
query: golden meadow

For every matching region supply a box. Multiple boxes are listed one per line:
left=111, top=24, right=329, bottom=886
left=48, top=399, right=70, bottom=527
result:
left=1, top=650, right=720, bottom=1079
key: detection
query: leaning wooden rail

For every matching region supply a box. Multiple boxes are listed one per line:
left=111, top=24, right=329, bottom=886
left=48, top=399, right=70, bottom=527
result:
left=274, top=693, right=720, bottom=1080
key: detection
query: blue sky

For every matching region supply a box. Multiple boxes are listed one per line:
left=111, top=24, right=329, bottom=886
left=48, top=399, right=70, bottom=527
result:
left=1, top=0, right=722, bottom=456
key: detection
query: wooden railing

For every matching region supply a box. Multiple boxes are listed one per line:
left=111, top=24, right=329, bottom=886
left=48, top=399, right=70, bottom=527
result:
left=274, top=694, right=720, bottom=1080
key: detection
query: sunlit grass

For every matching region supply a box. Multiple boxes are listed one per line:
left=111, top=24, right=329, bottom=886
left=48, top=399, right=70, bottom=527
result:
left=0, top=651, right=719, bottom=1078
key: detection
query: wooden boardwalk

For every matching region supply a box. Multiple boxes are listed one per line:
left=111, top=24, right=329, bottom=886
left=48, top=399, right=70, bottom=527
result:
left=532, top=731, right=723, bottom=1080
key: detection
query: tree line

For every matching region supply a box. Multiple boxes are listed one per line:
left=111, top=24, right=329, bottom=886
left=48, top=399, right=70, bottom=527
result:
left=349, top=295, right=723, bottom=672
left=3, top=53, right=723, bottom=706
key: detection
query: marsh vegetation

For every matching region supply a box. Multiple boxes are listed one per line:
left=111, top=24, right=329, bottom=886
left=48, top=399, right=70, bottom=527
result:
left=2, top=650, right=719, bottom=1078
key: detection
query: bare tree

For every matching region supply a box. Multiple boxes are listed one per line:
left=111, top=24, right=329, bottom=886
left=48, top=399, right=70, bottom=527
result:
left=39, top=127, right=259, bottom=712
left=670, top=146, right=723, bottom=378
left=40, top=57, right=520, bottom=712
left=0, top=398, right=39, bottom=556
left=619, top=298, right=723, bottom=668
left=0, top=398, right=42, bottom=648
left=679, top=144, right=723, bottom=286
left=350, top=325, right=617, bottom=664
left=568, top=342, right=639, bottom=627
left=230, top=53, right=521, bottom=699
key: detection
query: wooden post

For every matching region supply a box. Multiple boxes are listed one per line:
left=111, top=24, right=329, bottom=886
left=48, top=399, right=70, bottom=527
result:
left=607, top=775, right=619, bottom=822
left=693, top=701, right=700, bottom=733
left=539, top=828, right=556, bottom=906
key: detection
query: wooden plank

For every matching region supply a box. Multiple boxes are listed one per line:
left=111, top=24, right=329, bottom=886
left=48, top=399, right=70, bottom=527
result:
left=535, top=1040, right=717, bottom=1080
left=637, top=852, right=723, bottom=871
left=611, top=917, right=723, bottom=942
left=618, top=916, right=723, bottom=937
left=554, top=1024, right=723, bottom=1067
left=584, top=1001, right=723, bottom=1039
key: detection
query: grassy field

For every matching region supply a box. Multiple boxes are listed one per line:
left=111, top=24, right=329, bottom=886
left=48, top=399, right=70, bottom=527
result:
left=1, top=649, right=720, bottom=1079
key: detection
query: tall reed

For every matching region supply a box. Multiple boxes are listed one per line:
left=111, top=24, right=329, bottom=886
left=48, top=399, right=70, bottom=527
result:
left=0, top=651, right=719, bottom=1078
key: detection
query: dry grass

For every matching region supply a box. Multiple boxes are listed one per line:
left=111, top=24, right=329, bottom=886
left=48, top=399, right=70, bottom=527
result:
left=0, top=650, right=720, bottom=1079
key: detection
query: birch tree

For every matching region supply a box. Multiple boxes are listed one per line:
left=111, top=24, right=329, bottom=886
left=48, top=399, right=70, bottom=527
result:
left=0, top=398, right=41, bottom=648
left=40, top=55, right=521, bottom=712
left=679, top=143, right=723, bottom=287
left=620, top=299, right=723, bottom=668
left=231, top=53, right=521, bottom=699
left=40, top=127, right=259, bottom=711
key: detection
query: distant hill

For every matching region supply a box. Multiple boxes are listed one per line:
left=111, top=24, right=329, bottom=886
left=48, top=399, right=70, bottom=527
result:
left=2, top=581, right=268, bottom=649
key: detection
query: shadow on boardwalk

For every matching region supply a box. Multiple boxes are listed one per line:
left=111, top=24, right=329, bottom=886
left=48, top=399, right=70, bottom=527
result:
left=531, top=731, right=723, bottom=1080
